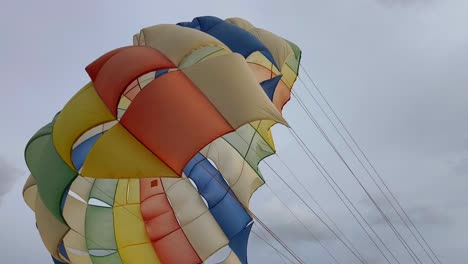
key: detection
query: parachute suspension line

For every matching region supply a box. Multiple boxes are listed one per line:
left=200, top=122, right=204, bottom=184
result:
left=294, top=80, right=423, bottom=264
left=194, top=159, right=306, bottom=264
left=296, top=75, right=435, bottom=264
left=298, top=64, right=442, bottom=264
left=260, top=173, right=343, bottom=264
left=291, top=90, right=423, bottom=264
left=262, top=161, right=361, bottom=264
left=218, top=131, right=347, bottom=263
left=287, top=129, right=396, bottom=264
left=251, top=227, right=295, bottom=264
left=273, top=153, right=368, bottom=264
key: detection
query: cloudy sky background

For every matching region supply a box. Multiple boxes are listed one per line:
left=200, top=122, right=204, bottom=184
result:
left=1, top=0, right=467, bottom=263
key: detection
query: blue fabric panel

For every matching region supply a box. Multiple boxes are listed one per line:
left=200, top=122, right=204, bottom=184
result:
left=71, top=133, right=103, bottom=170
left=209, top=191, right=251, bottom=238
left=58, top=242, right=69, bottom=261
left=177, top=16, right=278, bottom=68
left=260, top=75, right=282, bottom=101
left=60, top=186, right=69, bottom=211
left=184, top=153, right=252, bottom=241
left=229, top=223, right=253, bottom=264
left=183, top=153, right=205, bottom=176
left=154, top=69, right=169, bottom=78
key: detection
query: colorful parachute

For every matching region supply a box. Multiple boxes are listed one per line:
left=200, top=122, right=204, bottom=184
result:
left=23, top=16, right=301, bottom=264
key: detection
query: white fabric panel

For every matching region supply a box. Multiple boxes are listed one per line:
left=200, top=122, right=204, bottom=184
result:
left=162, top=178, right=229, bottom=260
left=200, top=137, right=264, bottom=207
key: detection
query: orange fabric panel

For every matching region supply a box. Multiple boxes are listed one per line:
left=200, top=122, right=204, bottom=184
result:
left=86, top=46, right=175, bottom=116
left=140, top=178, right=201, bottom=264
left=120, top=71, right=233, bottom=174
left=273, top=80, right=291, bottom=111
left=152, top=229, right=202, bottom=264
left=248, top=63, right=274, bottom=83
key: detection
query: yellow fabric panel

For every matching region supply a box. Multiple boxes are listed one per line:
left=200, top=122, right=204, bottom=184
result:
left=182, top=210, right=229, bottom=260
left=23, top=175, right=37, bottom=210
left=221, top=251, right=242, bottom=264
left=182, top=53, right=288, bottom=128
left=119, top=243, right=161, bottom=264
left=35, top=194, right=70, bottom=262
left=81, top=124, right=177, bottom=179
left=246, top=51, right=280, bottom=76
left=200, top=138, right=264, bottom=207
left=53, top=82, right=115, bottom=170
left=72, top=121, right=117, bottom=149
left=281, top=61, right=298, bottom=89
left=251, top=120, right=276, bottom=151
left=114, top=179, right=161, bottom=263
left=114, top=179, right=128, bottom=206
left=114, top=204, right=150, bottom=248
left=127, top=179, right=140, bottom=204
left=63, top=196, right=87, bottom=234
left=118, top=96, right=131, bottom=110
left=134, top=24, right=230, bottom=66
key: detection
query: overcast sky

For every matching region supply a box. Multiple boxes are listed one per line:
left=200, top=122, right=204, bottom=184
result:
left=1, top=0, right=467, bottom=263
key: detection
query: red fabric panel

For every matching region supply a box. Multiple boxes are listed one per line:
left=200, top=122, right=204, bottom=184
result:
left=85, top=46, right=129, bottom=81
left=140, top=178, right=201, bottom=264
left=85, top=46, right=175, bottom=116
left=120, top=71, right=233, bottom=174
left=152, top=229, right=202, bottom=264
left=145, top=211, right=180, bottom=241
left=140, top=194, right=170, bottom=221
left=140, top=178, right=164, bottom=200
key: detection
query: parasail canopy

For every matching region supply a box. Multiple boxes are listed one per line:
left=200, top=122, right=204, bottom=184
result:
left=23, top=16, right=301, bottom=264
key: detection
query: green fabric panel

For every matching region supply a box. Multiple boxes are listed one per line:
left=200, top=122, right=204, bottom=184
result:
left=24, top=120, right=78, bottom=223
left=246, top=132, right=274, bottom=168
left=284, top=39, right=302, bottom=75
left=222, top=124, right=256, bottom=157
left=91, top=253, right=123, bottom=264
left=90, top=179, right=118, bottom=206
left=285, top=55, right=300, bottom=75
left=285, top=39, right=301, bottom=61
left=86, top=205, right=117, bottom=250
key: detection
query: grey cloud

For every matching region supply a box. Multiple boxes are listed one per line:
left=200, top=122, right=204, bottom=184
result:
left=359, top=195, right=451, bottom=226
left=0, top=157, right=22, bottom=203
left=254, top=196, right=336, bottom=243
